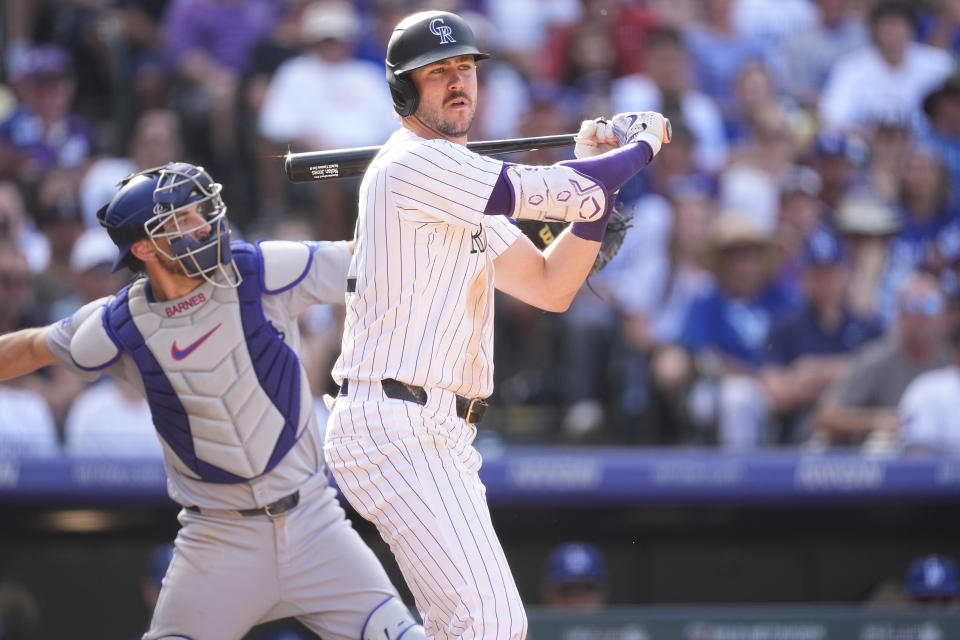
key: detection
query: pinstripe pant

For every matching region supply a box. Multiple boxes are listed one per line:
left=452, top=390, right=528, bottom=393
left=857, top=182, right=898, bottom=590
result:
left=325, top=381, right=527, bottom=640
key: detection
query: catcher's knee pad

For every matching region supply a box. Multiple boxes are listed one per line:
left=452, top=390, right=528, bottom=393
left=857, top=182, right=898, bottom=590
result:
left=506, top=164, right=608, bottom=223
left=361, top=596, right=425, bottom=640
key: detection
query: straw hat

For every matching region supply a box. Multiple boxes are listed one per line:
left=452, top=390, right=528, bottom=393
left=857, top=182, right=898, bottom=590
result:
left=700, top=214, right=780, bottom=274
left=834, top=194, right=900, bottom=236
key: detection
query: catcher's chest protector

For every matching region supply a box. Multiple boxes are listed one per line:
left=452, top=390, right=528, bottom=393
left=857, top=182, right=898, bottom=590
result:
left=103, top=243, right=303, bottom=482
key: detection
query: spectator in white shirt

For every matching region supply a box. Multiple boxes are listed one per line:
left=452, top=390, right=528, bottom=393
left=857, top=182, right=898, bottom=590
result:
left=0, top=384, right=60, bottom=457
left=819, top=1, right=953, bottom=135
left=257, top=0, right=396, bottom=240
left=780, top=0, right=869, bottom=110
left=64, top=378, right=161, bottom=458
left=612, top=26, right=729, bottom=175
left=257, top=1, right=395, bottom=151
left=898, top=316, right=960, bottom=455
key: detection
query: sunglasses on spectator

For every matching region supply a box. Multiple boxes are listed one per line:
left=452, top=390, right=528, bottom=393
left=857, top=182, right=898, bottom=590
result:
left=899, top=292, right=945, bottom=316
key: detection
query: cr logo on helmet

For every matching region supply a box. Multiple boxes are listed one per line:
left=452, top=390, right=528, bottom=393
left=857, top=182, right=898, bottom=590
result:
left=429, top=18, right=456, bottom=44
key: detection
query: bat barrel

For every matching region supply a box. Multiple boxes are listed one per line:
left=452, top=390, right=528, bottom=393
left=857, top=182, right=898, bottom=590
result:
left=285, top=145, right=382, bottom=183
left=284, top=134, right=578, bottom=183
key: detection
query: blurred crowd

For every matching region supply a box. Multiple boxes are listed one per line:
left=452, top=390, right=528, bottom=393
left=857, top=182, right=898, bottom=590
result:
left=4, top=0, right=960, bottom=456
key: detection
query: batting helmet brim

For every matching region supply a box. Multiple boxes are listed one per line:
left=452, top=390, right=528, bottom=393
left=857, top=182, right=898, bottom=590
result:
left=391, top=48, right=490, bottom=76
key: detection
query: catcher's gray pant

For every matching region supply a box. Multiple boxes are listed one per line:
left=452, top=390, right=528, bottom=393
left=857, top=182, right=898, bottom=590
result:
left=144, top=475, right=398, bottom=640
left=325, top=381, right=528, bottom=640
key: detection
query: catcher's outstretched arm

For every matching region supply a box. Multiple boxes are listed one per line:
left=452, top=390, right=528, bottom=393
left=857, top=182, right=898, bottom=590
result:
left=0, top=326, right=57, bottom=381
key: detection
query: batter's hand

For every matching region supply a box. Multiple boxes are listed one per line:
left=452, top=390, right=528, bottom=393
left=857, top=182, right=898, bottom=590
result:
left=573, top=118, right=618, bottom=159
left=611, top=111, right=672, bottom=156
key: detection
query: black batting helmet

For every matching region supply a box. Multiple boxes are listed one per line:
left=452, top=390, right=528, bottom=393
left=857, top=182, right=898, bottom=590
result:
left=385, top=11, right=490, bottom=117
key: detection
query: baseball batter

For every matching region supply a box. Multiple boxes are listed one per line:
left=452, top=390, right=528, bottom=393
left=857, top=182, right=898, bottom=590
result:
left=325, top=11, right=669, bottom=640
left=0, top=163, right=427, bottom=640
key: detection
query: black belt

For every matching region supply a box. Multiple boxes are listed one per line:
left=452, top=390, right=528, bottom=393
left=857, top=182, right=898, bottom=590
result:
left=340, top=379, right=487, bottom=424
left=186, top=490, right=300, bottom=518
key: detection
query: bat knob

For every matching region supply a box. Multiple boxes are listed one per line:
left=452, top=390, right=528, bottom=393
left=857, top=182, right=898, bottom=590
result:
left=663, top=117, right=673, bottom=144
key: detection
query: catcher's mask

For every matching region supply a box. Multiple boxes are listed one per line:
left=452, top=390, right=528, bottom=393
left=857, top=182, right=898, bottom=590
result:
left=147, top=162, right=241, bottom=287
left=385, top=11, right=489, bottom=117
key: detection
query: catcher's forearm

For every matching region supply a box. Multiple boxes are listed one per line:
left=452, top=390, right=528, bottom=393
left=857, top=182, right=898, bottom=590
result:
left=0, top=326, right=57, bottom=381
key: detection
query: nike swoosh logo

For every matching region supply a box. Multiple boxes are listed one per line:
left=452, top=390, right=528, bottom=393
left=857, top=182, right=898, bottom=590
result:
left=616, top=114, right=640, bottom=141
left=171, top=323, right=222, bottom=361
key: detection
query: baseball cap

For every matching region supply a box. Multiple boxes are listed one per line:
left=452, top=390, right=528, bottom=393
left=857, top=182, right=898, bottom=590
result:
left=666, top=174, right=713, bottom=204
left=70, top=228, right=118, bottom=272
left=544, top=542, right=607, bottom=586
left=11, top=44, right=71, bottom=82
left=802, top=229, right=847, bottom=267
left=300, top=1, right=360, bottom=43
left=813, top=132, right=868, bottom=166
left=814, top=132, right=848, bottom=158
left=905, top=555, right=959, bottom=599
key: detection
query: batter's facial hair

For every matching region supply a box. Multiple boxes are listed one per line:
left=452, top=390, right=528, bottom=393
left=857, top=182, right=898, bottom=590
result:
left=417, top=91, right=475, bottom=138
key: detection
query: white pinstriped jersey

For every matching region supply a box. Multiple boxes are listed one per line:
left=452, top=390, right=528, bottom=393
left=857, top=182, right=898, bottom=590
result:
left=333, top=128, right=522, bottom=399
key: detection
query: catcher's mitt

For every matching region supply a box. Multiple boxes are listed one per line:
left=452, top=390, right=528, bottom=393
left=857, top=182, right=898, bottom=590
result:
left=516, top=201, right=633, bottom=277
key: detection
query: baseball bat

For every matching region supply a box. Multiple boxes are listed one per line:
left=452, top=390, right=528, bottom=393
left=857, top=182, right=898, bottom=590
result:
left=284, top=133, right=576, bottom=183
left=284, top=118, right=672, bottom=183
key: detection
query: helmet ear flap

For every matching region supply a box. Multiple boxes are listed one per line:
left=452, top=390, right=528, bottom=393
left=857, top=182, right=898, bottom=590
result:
left=388, top=72, right=418, bottom=117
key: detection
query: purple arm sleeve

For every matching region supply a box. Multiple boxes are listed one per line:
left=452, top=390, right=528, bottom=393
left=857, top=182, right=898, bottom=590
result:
left=482, top=142, right=653, bottom=242
left=557, top=141, right=654, bottom=191
left=483, top=171, right=514, bottom=216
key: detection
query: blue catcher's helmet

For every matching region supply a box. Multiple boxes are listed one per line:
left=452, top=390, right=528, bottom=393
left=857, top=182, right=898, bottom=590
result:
left=97, top=168, right=164, bottom=272
left=148, top=162, right=239, bottom=287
